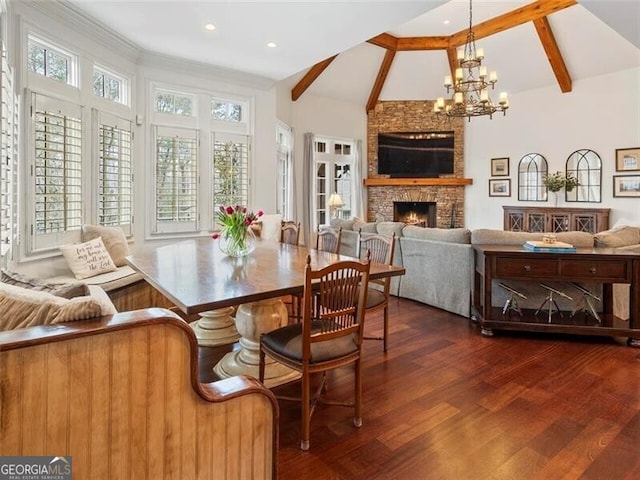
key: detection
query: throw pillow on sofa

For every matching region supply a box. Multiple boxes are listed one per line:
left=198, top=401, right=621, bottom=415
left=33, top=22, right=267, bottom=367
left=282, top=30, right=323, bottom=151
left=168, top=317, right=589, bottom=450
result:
left=0, top=268, right=90, bottom=299
left=81, top=224, right=131, bottom=266
left=60, top=237, right=117, bottom=280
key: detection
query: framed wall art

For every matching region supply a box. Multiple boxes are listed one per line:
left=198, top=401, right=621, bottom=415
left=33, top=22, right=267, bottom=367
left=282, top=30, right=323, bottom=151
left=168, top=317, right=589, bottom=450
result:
left=491, top=157, right=509, bottom=176
left=613, top=175, right=640, bottom=198
left=489, top=178, right=511, bottom=197
left=615, top=147, right=640, bottom=172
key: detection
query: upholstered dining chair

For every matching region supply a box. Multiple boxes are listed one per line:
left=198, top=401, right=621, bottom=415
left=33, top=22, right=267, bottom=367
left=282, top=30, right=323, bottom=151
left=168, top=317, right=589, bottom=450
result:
left=259, top=255, right=371, bottom=451
left=315, top=226, right=342, bottom=254
left=358, top=231, right=396, bottom=352
left=280, top=220, right=301, bottom=245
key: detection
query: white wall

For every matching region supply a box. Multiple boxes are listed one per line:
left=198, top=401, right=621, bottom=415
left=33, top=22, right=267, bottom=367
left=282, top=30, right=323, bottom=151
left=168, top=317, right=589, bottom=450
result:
left=289, top=92, right=367, bottom=236
left=464, top=67, right=640, bottom=230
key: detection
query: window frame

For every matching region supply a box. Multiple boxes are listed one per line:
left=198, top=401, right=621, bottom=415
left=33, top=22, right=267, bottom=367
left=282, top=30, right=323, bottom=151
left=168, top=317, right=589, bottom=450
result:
left=93, top=64, right=129, bottom=106
left=27, top=34, right=78, bottom=87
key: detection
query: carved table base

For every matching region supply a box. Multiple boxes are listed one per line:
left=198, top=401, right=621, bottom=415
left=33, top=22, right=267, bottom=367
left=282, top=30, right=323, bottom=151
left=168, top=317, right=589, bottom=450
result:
left=214, top=298, right=301, bottom=388
left=189, top=306, right=240, bottom=346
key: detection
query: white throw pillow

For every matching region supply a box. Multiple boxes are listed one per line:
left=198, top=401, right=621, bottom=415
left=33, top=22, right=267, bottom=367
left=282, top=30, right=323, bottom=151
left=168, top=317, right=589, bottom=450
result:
left=259, top=214, right=283, bottom=242
left=60, top=237, right=117, bottom=280
left=82, top=224, right=131, bottom=266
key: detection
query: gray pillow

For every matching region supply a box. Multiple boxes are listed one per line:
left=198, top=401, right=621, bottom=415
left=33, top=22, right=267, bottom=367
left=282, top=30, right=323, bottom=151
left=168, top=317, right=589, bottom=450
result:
left=0, top=268, right=90, bottom=299
left=402, top=226, right=471, bottom=244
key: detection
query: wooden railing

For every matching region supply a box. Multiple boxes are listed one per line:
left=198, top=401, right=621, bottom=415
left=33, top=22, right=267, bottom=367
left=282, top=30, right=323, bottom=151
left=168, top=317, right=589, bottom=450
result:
left=0, top=309, right=278, bottom=479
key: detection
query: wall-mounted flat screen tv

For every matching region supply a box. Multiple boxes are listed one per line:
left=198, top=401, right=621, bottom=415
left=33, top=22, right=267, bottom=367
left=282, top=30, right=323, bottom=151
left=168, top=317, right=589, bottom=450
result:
left=377, top=131, right=454, bottom=178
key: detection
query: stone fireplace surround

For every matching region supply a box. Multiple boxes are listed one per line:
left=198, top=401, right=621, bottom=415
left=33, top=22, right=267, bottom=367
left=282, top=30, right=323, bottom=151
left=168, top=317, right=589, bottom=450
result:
left=366, top=100, right=468, bottom=228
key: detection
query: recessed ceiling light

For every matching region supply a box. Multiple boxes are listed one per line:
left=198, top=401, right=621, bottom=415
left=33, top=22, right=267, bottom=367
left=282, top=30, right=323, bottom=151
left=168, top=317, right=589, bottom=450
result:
left=205, top=23, right=216, bottom=31
left=266, top=42, right=277, bottom=48
left=443, top=20, right=450, bottom=25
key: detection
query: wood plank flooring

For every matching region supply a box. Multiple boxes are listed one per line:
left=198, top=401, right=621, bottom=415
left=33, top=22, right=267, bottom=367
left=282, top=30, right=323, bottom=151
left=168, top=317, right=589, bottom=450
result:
left=199, top=297, right=640, bottom=480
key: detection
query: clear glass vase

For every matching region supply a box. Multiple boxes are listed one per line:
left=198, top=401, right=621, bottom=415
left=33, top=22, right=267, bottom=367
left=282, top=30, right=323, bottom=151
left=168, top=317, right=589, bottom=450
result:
left=218, top=226, right=256, bottom=257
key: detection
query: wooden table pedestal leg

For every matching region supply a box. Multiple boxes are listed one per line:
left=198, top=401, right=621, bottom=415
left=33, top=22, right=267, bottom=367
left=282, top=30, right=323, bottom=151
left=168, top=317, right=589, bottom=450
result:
left=189, top=307, right=240, bottom=346
left=214, top=298, right=301, bottom=388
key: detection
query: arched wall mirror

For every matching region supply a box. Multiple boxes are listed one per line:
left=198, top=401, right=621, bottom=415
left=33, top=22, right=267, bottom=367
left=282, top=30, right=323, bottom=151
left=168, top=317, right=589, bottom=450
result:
left=518, top=153, right=548, bottom=201
left=565, top=149, right=602, bottom=203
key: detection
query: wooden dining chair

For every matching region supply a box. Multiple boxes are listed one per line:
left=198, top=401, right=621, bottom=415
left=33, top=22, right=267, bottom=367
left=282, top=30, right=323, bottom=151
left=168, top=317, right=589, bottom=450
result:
left=315, top=226, right=342, bottom=254
left=280, top=220, right=301, bottom=245
left=259, top=255, right=371, bottom=451
left=358, top=231, right=396, bottom=352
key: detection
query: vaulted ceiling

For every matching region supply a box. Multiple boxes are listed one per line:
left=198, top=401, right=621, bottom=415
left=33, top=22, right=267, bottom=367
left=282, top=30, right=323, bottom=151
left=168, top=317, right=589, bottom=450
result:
left=64, top=0, right=640, bottom=109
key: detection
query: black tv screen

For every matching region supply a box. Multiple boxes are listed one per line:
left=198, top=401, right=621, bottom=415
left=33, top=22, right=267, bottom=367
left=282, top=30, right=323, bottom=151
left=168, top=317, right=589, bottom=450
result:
left=377, top=131, right=454, bottom=178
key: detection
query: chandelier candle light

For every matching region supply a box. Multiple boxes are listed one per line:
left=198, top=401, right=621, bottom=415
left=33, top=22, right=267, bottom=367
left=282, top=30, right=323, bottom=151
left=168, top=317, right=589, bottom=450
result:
left=434, top=0, right=509, bottom=120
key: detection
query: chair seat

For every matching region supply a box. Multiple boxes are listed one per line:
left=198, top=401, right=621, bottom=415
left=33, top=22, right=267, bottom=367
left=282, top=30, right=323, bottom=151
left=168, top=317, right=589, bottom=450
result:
left=359, top=287, right=386, bottom=309
left=262, top=320, right=358, bottom=363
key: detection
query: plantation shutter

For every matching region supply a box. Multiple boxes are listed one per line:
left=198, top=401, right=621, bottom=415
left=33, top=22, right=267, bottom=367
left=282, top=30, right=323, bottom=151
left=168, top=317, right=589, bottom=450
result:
left=95, top=110, right=132, bottom=235
left=153, top=125, right=199, bottom=233
left=1, top=42, right=17, bottom=256
left=212, top=132, right=249, bottom=213
left=31, top=92, right=83, bottom=251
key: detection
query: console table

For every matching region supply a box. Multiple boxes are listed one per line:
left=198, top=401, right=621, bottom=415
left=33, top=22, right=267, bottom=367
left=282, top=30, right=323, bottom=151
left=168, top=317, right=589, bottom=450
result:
left=503, top=206, right=610, bottom=233
left=472, top=245, right=640, bottom=346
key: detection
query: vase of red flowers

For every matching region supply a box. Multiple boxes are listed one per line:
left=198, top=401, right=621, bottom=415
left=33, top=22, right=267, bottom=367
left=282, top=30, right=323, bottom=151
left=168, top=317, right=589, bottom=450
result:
left=212, top=205, right=262, bottom=257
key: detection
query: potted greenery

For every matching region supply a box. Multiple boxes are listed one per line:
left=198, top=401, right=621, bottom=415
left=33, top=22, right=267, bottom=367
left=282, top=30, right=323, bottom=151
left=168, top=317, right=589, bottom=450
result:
left=543, top=171, right=579, bottom=206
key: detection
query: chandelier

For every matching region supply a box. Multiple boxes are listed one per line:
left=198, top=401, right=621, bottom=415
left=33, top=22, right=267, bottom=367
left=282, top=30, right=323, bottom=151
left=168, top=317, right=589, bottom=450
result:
left=434, top=0, right=509, bottom=120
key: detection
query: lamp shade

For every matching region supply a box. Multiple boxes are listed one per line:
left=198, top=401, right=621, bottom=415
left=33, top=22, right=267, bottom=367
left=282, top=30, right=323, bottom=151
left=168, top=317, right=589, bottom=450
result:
left=328, top=193, right=345, bottom=208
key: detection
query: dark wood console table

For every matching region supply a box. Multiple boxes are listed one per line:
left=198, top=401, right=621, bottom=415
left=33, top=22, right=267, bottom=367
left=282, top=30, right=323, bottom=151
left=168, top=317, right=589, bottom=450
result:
left=503, top=206, right=610, bottom=233
left=472, top=245, right=640, bottom=346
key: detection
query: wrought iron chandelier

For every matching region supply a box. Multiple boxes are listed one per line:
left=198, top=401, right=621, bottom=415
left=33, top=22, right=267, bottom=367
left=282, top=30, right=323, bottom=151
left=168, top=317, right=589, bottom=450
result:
left=434, top=0, right=509, bottom=120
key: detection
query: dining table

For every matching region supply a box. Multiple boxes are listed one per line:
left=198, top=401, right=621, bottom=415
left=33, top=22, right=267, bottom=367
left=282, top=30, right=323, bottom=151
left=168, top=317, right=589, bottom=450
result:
left=126, top=236, right=405, bottom=387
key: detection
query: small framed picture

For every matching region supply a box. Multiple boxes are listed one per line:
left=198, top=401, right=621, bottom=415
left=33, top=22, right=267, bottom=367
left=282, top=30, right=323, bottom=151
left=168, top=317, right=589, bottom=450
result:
left=491, top=157, right=509, bottom=176
left=489, top=178, right=511, bottom=197
left=615, top=147, right=640, bottom=172
left=613, top=175, right=640, bottom=197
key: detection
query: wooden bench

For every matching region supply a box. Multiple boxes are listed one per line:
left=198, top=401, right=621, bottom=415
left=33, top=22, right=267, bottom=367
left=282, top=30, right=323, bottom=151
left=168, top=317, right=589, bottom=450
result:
left=0, top=308, right=278, bottom=479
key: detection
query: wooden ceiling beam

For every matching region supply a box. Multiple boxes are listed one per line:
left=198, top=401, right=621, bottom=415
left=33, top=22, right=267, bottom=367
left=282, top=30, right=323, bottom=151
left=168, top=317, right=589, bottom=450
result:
left=533, top=16, right=572, bottom=92
left=448, top=0, right=578, bottom=47
left=291, top=55, right=338, bottom=101
left=446, top=47, right=457, bottom=84
left=367, top=33, right=398, bottom=50
left=396, top=36, right=449, bottom=51
left=366, top=49, right=396, bottom=113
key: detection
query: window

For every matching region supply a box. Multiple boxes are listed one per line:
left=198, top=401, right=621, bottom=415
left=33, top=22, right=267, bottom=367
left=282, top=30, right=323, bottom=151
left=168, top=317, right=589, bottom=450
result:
left=211, top=98, right=244, bottom=123
left=31, top=93, right=83, bottom=250
left=313, top=137, right=354, bottom=227
left=27, top=36, right=75, bottom=85
left=153, top=126, right=198, bottom=233
left=93, top=66, right=127, bottom=104
left=96, top=112, right=132, bottom=234
left=212, top=133, right=249, bottom=211
left=1, top=39, right=18, bottom=256
left=155, top=89, right=194, bottom=117
left=276, top=124, right=292, bottom=218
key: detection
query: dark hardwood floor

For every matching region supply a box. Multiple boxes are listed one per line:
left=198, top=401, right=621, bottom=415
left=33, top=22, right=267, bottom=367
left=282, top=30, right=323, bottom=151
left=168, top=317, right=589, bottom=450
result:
left=199, top=297, right=640, bottom=480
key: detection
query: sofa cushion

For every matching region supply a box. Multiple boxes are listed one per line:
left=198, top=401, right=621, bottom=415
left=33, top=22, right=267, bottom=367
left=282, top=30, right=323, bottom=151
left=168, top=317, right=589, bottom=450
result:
left=82, top=224, right=131, bottom=266
left=471, top=229, right=594, bottom=248
left=0, top=283, right=109, bottom=331
left=1, top=268, right=90, bottom=299
left=60, top=237, right=118, bottom=279
left=402, top=226, right=471, bottom=244
left=353, top=219, right=378, bottom=233
left=376, top=222, right=405, bottom=238
left=330, top=218, right=355, bottom=231
left=594, top=226, right=640, bottom=248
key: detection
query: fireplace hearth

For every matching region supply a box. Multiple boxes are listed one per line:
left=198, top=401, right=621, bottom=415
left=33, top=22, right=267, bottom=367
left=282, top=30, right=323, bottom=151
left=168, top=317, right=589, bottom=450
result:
left=393, top=201, right=436, bottom=227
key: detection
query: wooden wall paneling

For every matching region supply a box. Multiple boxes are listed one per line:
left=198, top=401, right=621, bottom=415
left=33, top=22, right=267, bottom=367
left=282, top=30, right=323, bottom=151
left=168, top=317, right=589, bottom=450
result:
left=45, top=341, right=70, bottom=456
left=0, top=349, right=23, bottom=454
left=68, top=339, right=92, bottom=471
left=146, top=323, right=167, bottom=479
left=89, top=333, right=112, bottom=479
left=129, top=326, right=149, bottom=480
left=110, top=331, right=131, bottom=480
left=22, top=347, right=46, bottom=454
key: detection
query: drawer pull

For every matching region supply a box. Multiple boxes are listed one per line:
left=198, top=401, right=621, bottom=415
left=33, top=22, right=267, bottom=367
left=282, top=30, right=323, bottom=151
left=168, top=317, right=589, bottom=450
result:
left=524, top=265, right=531, bottom=272
left=589, top=267, right=597, bottom=274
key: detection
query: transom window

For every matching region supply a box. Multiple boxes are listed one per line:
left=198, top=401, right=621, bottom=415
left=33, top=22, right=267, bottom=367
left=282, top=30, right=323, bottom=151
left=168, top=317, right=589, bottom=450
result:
left=155, top=89, right=195, bottom=117
left=211, top=99, right=244, bottom=123
left=27, top=36, right=75, bottom=85
left=93, top=66, right=127, bottom=104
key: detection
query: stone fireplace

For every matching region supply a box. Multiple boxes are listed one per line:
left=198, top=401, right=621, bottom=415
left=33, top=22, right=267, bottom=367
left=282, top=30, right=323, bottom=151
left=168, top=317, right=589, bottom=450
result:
left=365, top=100, right=468, bottom=228
left=393, top=201, right=436, bottom=227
